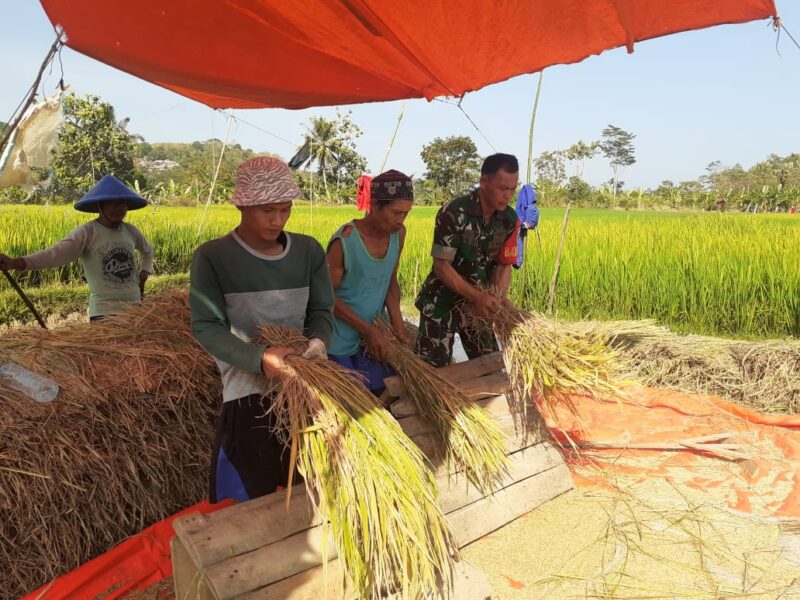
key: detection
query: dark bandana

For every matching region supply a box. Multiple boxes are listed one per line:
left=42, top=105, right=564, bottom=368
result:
left=370, top=169, right=413, bottom=202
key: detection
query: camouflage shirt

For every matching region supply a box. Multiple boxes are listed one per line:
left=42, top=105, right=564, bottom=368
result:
left=415, top=190, right=518, bottom=319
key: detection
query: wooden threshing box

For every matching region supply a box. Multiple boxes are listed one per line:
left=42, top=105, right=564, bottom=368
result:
left=171, top=352, right=573, bottom=599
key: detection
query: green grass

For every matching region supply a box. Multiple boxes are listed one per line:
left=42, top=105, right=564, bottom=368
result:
left=0, top=274, right=189, bottom=325
left=0, top=204, right=797, bottom=339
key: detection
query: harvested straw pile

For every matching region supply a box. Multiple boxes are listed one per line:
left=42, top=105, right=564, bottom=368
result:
left=0, top=292, right=220, bottom=598
left=258, top=324, right=456, bottom=600
left=566, top=320, right=800, bottom=414
left=475, top=304, right=624, bottom=428
left=375, top=319, right=509, bottom=494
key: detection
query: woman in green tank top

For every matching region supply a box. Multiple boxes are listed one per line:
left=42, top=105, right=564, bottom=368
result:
left=326, top=170, right=414, bottom=395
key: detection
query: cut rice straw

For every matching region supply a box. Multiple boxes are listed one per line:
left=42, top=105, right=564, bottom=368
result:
left=471, top=301, right=625, bottom=440
left=374, top=319, right=509, bottom=495
left=257, top=324, right=456, bottom=600
left=0, top=291, right=220, bottom=599
left=566, top=319, right=800, bottom=416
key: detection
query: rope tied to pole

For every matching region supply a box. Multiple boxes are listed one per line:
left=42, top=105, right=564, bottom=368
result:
left=196, top=113, right=234, bottom=239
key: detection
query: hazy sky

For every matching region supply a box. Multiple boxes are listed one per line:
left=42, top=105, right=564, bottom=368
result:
left=3, top=1, right=799, bottom=189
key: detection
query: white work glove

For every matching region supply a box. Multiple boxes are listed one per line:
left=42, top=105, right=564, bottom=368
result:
left=302, top=338, right=327, bottom=359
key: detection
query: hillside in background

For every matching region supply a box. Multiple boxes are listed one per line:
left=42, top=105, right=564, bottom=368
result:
left=133, top=139, right=282, bottom=205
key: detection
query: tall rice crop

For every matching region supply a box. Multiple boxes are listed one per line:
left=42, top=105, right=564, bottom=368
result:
left=510, top=209, right=799, bottom=339
left=1, top=204, right=797, bottom=338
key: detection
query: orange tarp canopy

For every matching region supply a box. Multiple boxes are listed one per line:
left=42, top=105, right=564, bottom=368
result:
left=40, top=0, right=777, bottom=109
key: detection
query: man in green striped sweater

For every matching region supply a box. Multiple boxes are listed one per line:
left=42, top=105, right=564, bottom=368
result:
left=189, top=157, right=334, bottom=503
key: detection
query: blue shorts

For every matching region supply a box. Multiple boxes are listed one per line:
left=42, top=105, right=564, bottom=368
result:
left=328, top=346, right=395, bottom=394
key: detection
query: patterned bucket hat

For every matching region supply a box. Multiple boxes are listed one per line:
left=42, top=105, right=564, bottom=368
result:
left=230, top=157, right=302, bottom=206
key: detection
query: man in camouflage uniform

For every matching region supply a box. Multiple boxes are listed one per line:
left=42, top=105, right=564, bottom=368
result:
left=414, top=154, right=521, bottom=367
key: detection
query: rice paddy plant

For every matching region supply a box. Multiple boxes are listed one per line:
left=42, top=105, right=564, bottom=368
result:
left=257, top=324, right=456, bottom=599
left=510, top=209, right=800, bottom=339
left=0, top=204, right=797, bottom=339
left=374, top=319, right=509, bottom=494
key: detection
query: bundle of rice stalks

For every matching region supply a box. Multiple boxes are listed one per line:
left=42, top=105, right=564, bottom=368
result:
left=374, top=319, right=509, bottom=494
left=473, top=303, right=625, bottom=429
left=257, top=324, right=456, bottom=600
left=0, top=291, right=220, bottom=598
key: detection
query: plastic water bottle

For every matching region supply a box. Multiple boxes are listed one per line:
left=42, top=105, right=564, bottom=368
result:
left=0, top=363, right=59, bottom=403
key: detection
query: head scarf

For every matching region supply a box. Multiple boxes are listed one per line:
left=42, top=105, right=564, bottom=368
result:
left=230, top=157, right=302, bottom=206
left=370, top=169, right=413, bottom=203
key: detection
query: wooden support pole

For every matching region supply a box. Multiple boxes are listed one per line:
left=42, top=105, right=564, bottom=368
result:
left=547, top=203, right=571, bottom=314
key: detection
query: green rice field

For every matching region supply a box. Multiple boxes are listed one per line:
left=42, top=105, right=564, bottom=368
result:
left=0, top=203, right=797, bottom=338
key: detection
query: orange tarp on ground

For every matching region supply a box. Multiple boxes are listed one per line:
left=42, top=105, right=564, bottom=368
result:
left=22, top=499, right=231, bottom=600
left=546, top=387, right=800, bottom=518
left=39, top=1, right=777, bottom=109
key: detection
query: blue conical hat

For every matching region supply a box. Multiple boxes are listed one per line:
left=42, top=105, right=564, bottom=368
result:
left=74, top=175, right=148, bottom=213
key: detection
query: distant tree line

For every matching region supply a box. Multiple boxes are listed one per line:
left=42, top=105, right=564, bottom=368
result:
left=1, top=94, right=797, bottom=212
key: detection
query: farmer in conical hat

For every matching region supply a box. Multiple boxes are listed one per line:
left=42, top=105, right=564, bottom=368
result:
left=190, top=156, right=334, bottom=503
left=0, top=174, right=154, bottom=321
left=326, top=169, right=414, bottom=396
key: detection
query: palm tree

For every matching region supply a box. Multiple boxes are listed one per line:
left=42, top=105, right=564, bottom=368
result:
left=305, top=117, right=340, bottom=199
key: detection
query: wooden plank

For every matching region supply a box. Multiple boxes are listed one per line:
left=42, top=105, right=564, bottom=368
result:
left=385, top=368, right=506, bottom=401
left=448, top=462, right=574, bottom=547
left=383, top=374, right=407, bottom=398
left=393, top=392, right=514, bottom=425
left=236, top=561, right=347, bottom=600
left=173, top=484, right=315, bottom=569
left=437, top=442, right=566, bottom=514
left=440, top=352, right=503, bottom=381
left=236, top=462, right=570, bottom=599
left=239, top=558, right=495, bottom=600
left=400, top=401, right=545, bottom=449
left=385, top=560, right=494, bottom=600
left=383, top=352, right=504, bottom=398
left=204, top=525, right=337, bottom=600
left=412, top=411, right=550, bottom=476
left=459, top=371, right=508, bottom=400
left=171, top=536, right=215, bottom=600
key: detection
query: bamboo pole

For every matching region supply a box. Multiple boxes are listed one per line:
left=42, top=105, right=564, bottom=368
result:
left=525, top=70, right=545, bottom=184
left=379, top=102, right=406, bottom=174
left=547, top=203, right=571, bottom=314
left=2, top=270, right=47, bottom=329
left=196, top=113, right=233, bottom=239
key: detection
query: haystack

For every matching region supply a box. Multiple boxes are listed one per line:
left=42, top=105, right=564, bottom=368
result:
left=0, top=292, right=220, bottom=598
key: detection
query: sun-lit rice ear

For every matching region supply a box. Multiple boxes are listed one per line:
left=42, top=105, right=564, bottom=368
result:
left=464, top=300, right=625, bottom=440
left=374, top=319, right=510, bottom=494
